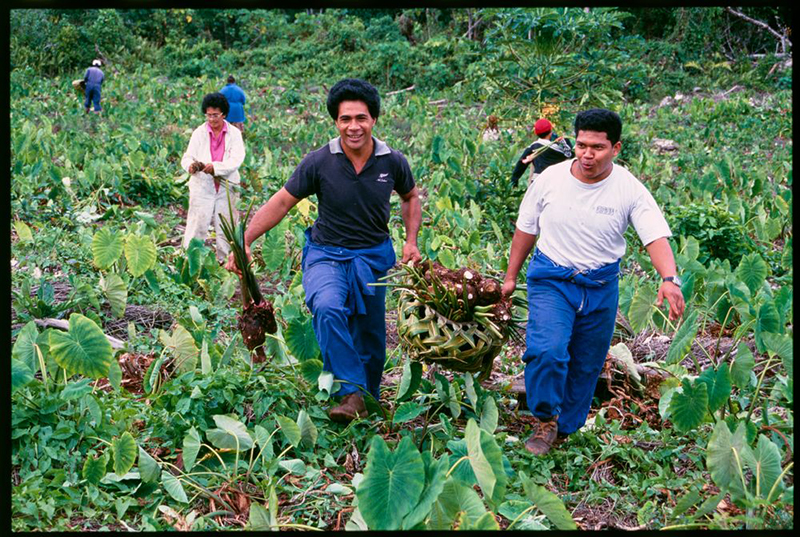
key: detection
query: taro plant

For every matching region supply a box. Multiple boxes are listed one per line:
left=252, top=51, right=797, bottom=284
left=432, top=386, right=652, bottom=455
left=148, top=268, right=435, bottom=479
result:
left=12, top=314, right=120, bottom=395
left=349, top=418, right=577, bottom=530
left=665, top=417, right=794, bottom=530
left=92, top=224, right=159, bottom=318
left=12, top=276, right=79, bottom=322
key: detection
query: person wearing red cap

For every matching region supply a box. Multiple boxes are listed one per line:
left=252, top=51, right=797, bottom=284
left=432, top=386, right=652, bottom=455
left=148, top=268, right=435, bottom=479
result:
left=510, top=118, right=574, bottom=188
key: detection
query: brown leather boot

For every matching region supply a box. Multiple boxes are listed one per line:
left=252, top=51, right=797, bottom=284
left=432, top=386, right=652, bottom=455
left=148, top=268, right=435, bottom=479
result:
left=524, top=416, right=559, bottom=455
left=328, top=393, right=367, bottom=423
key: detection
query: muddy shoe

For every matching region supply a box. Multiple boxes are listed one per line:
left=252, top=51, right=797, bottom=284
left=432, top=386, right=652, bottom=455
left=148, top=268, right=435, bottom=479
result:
left=328, top=393, right=367, bottom=423
left=524, top=416, right=559, bottom=455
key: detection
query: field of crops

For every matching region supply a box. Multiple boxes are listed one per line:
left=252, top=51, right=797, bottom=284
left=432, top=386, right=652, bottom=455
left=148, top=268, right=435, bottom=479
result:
left=10, top=8, right=793, bottom=531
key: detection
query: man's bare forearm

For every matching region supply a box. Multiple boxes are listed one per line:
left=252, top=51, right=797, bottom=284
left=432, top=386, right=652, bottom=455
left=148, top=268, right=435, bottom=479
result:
left=504, top=228, right=537, bottom=283
left=400, top=191, right=421, bottom=247
left=644, top=237, right=677, bottom=278
left=244, top=187, right=300, bottom=247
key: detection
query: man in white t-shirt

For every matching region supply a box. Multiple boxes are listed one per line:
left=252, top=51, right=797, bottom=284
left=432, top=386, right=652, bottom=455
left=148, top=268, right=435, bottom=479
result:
left=501, top=108, right=685, bottom=456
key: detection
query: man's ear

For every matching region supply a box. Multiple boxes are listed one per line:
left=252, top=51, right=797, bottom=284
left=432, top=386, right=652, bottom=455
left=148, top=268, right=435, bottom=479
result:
left=612, top=141, right=621, bottom=157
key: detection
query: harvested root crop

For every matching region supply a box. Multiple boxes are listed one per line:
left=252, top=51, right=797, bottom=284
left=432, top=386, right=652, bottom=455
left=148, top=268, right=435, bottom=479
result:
left=218, top=185, right=277, bottom=362
left=378, top=260, right=526, bottom=379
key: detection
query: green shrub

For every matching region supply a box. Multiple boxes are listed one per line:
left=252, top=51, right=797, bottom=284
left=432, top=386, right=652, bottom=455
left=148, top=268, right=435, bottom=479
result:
left=669, top=202, right=754, bottom=265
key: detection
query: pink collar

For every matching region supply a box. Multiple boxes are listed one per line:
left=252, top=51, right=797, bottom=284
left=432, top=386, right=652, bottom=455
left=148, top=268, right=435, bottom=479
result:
left=206, top=121, right=228, bottom=136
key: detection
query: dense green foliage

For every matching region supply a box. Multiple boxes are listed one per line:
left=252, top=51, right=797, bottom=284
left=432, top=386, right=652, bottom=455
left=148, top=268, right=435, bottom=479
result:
left=11, top=7, right=792, bottom=531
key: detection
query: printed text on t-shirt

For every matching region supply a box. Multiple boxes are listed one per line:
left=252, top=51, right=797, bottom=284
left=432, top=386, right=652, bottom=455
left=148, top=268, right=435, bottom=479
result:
left=595, top=205, right=616, bottom=216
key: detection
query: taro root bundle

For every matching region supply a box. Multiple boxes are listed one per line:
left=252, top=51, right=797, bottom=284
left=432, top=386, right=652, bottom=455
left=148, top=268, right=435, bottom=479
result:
left=218, top=189, right=277, bottom=362
left=381, top=260, right=526, bottom=380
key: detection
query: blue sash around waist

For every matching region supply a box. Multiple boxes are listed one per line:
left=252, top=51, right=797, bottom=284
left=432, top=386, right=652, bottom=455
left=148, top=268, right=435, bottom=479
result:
left=301, top=228, right=396, bottom=315
left=527, top=248, right=620, bottom=288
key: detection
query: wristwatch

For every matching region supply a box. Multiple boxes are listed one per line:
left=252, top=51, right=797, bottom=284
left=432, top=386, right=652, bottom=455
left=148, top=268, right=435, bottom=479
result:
left=663, top=275, right=682, bottom=287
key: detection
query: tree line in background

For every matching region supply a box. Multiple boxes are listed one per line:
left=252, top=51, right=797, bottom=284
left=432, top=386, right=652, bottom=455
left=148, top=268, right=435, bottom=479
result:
left=10, top=7, right=792, bottom=103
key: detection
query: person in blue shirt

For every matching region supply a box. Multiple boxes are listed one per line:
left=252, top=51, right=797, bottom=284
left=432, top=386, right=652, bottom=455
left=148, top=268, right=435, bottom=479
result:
left=84, top=59, right=105, bottom=114
left=220, top=75, right=247, bottom=134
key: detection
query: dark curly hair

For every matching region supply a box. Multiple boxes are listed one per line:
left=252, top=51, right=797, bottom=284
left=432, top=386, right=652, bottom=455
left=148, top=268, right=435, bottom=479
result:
left=326, top=78, right=380, bottom=120
left=201, top=93, right=229, bottom=117
left=574, top=108, right=622, bottom=145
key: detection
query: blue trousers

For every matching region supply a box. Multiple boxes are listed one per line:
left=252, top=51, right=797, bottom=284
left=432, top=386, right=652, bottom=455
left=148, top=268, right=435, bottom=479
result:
left=303, top=260, right=388, bottom=401
left=523, top=249, right=619, bottom=435
left=84, top=84, right=102, bottom=111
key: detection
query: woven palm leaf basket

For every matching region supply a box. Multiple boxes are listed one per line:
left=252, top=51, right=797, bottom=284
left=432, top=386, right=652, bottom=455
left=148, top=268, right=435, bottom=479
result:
left=381, top=260, right=526, bottom=381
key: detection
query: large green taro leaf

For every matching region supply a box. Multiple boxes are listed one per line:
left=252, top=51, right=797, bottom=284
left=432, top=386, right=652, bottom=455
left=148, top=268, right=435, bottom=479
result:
left=730, top=342, right=755, bottom=389
left=159, top=324, right=198, bottom=373
left=734, top=253, right=769, bottom=296
left=82, top=452, right=108, bottom=485
left=11, top=358, right=35, bottom=393
left=627, top=285, right=657, bottom=334
left=276, top=415, right=302, bottom=448
left=521, top=473, right=578, bottom=530
left=696, top=364, right=732, bottom=413
left=125, top=233, right=157, bottom=277
left=761, top=332, right=792, bottom=377
left=92, top=227, right=123, bottom=269
left=162, top=471, right=189, bottom=503
left=465, top=418, right=506, bottom=506
left=12, top=321, right=40, bottom=374
left=284, top=316, right=320, bottom=362
left=428, top=477, right=487, bottom=530
left=206, top=415, right=254, bottom=451
left=48, top=313, right=114, bottom=379
left=138, top=446, right=161, bottom=484
left=668, top=378, right=709, bottom=432
left=403, top=452, right=450, bottom=529
left=297, top=410, right=317, bottom=449
left=397, top=359, right=423, bottom=402
left=707, top=420, right=751, bottom=501
left=181, top=427, right=202, bottom=472
left=665, top=310, right=699, bottom=365
left=742, top=434, right=784, bottom=500
left=112, top=432, right=138, bottom=476
left=357, top=435, right=425, bottom=530
left=100, top=273, right=128, bottom=318
left=754, top=300, right=781, bottom=353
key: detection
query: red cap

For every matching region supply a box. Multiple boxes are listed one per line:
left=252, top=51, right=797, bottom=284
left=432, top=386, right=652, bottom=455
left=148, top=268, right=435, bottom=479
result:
left=534, top=118, right=552, bottom=136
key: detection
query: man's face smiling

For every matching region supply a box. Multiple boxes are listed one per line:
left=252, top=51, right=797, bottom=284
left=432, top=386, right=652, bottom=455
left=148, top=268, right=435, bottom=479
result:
left=336, top=100, right=376, bottom=154
left=573, top=130, right=621, bottom=183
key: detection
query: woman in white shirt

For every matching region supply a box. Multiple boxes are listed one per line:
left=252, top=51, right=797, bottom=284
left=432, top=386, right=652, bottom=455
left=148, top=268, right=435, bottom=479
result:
left=180, top=93, right=246, bottom=262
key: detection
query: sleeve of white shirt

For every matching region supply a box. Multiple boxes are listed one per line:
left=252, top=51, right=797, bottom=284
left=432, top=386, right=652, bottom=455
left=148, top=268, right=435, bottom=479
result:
left=213, top=126, right=245, bottom=178
left=180, top=128, right=202, bottom=174
left=515, top=178, right=545, bottom=235
left=629, top=184, right=672, bottom=247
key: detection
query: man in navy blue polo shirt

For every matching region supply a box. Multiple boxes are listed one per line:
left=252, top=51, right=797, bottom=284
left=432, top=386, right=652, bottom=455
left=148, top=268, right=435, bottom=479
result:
left=226, top=78, right=422, bottom=423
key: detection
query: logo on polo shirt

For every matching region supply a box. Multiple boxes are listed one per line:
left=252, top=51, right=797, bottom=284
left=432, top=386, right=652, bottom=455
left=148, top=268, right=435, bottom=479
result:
left=377, top=173, right=390, bottom=183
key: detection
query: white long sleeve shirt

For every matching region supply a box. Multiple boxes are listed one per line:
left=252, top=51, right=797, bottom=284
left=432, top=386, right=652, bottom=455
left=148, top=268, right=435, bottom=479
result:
left=180, top=120, right=245, bottom=185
